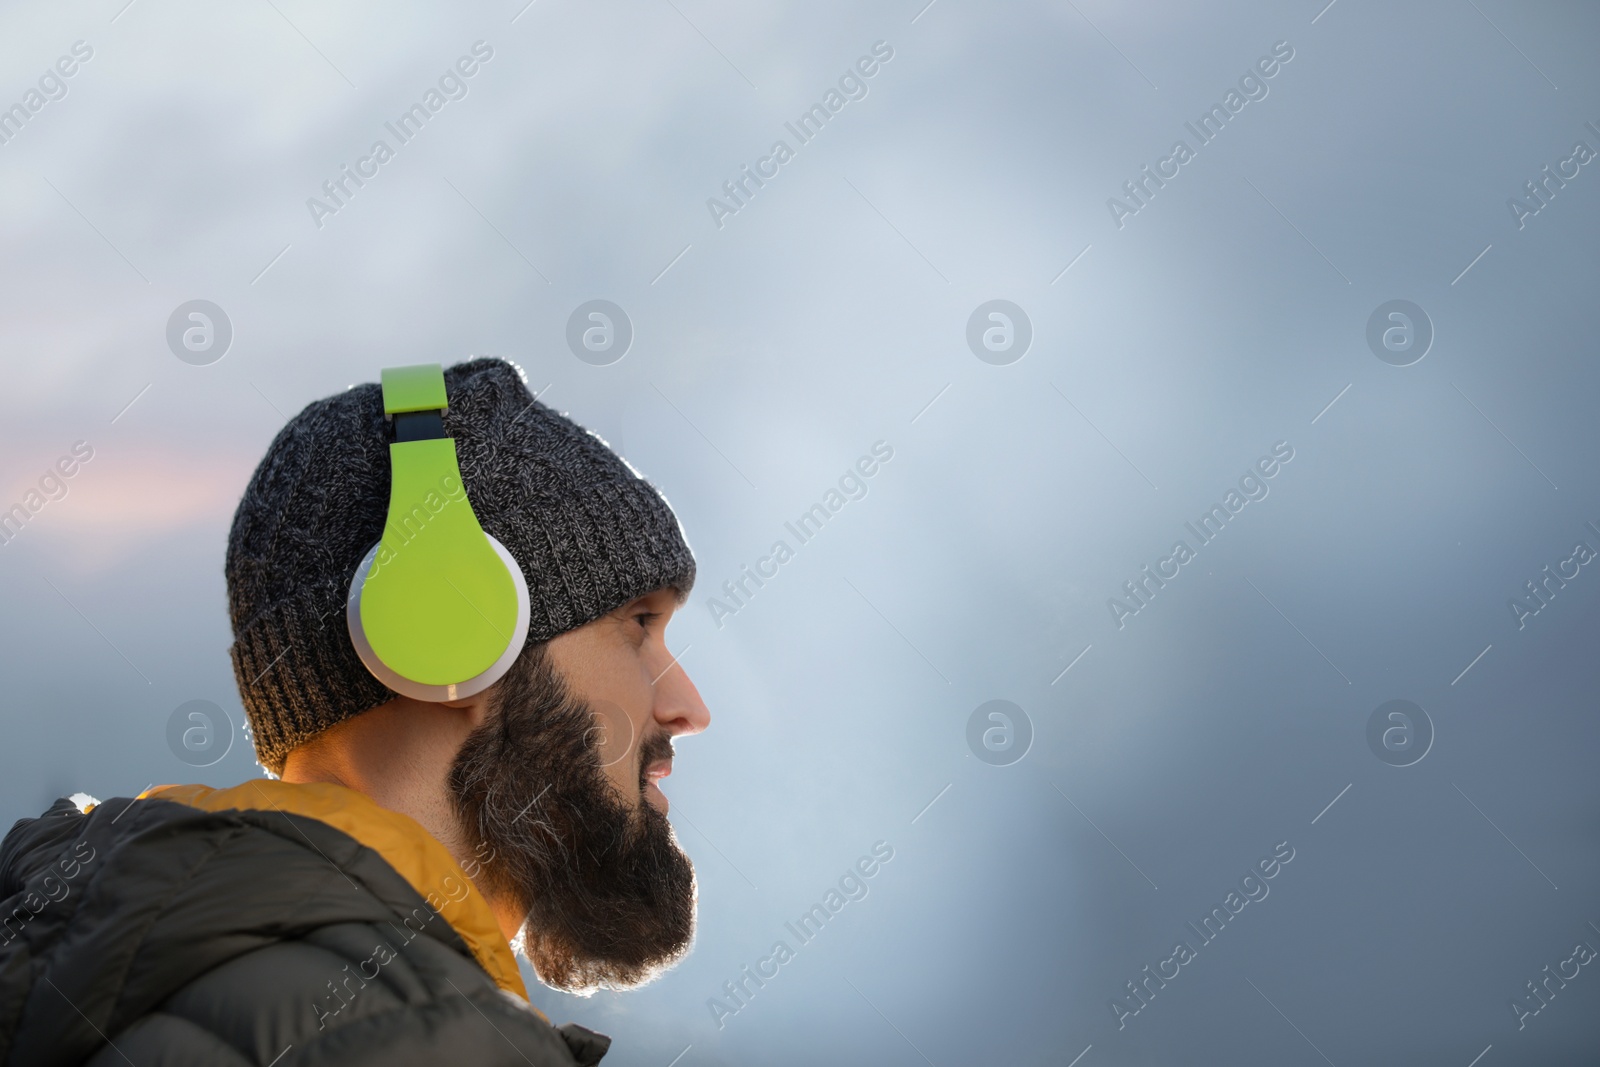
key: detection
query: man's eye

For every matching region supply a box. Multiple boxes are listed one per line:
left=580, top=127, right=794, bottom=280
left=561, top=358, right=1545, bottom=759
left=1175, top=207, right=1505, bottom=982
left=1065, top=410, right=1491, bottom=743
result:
left=635, top=612, right=661, bottom=630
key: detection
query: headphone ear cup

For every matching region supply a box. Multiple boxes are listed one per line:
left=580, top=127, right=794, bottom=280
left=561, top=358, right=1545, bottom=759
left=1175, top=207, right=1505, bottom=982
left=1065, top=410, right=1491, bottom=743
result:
left=347, top=437, right=529, bottom=701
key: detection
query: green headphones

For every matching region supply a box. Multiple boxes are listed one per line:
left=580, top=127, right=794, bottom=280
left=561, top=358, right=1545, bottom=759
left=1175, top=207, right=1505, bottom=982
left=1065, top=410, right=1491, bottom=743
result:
left=346, top=364, right=530, bottom=701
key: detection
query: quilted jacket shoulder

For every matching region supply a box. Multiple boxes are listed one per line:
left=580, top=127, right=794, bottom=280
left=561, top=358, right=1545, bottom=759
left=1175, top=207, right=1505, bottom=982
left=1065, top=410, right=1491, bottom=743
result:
left=0, top=792, right=608, bottom=1066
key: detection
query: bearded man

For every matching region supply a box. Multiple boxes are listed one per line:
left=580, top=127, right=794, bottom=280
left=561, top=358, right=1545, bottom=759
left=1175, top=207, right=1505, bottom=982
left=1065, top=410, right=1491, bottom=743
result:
left=0, top=359, right=709, bottom=1065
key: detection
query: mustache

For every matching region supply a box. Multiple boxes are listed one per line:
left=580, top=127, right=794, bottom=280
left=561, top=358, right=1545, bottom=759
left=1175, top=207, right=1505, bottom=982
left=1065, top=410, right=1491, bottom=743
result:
left=636, top=732, right=674, bottom=791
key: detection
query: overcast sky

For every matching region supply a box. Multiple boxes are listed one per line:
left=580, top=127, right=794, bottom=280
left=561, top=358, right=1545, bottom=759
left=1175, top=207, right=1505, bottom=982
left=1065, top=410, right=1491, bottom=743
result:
left=2, top=1, right=1598, bottom=1064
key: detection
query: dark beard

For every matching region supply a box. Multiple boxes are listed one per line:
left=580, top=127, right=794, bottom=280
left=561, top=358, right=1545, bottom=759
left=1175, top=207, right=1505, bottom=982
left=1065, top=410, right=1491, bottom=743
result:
left=447, top=643, right=697, bottom=994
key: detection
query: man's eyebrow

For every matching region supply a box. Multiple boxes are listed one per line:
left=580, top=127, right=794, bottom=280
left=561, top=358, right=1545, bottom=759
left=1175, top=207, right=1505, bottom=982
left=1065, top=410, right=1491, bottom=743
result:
left=617, top=593, right=670, bottom=616
left=614, top=588, right=685, bottom=616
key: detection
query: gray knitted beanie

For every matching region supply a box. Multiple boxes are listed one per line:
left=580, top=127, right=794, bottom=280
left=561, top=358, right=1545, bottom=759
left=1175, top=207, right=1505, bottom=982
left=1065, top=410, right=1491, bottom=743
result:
left=226, top=358, right=696, bottom=775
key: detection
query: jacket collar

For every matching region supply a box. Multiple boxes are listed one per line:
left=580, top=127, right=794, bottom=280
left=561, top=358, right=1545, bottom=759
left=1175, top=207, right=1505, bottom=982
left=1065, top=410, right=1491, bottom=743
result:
left=141, top=779, right=533, bottom=1007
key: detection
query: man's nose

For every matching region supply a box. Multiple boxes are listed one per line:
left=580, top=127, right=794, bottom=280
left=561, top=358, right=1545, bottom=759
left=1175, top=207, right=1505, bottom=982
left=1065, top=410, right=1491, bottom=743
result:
left=653, top=659, right=710, bottom=738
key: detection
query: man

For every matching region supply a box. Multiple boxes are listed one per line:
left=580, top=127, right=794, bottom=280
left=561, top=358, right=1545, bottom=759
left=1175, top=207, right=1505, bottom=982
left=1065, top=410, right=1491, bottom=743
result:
left=0, top=358, right=709, bottom=1064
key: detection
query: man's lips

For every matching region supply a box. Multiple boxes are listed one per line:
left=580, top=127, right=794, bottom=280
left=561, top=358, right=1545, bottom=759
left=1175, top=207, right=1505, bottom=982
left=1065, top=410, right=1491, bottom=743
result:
left=644, top=760, right=671, bottom=810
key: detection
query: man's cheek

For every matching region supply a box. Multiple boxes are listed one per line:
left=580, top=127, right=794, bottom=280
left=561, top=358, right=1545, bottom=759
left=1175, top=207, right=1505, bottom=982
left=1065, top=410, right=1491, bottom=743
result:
left=591, top=698, right=637, bottom=771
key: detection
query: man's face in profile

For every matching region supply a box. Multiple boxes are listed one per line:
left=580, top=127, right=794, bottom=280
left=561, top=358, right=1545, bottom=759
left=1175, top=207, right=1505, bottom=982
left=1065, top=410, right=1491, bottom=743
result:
left=448, top=586, right=709, bottom=993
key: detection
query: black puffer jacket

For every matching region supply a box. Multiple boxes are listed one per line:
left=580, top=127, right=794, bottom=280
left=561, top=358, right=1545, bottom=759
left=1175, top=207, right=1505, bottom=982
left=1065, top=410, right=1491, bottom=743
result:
left=0, top=791, right=608, bottom=1066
